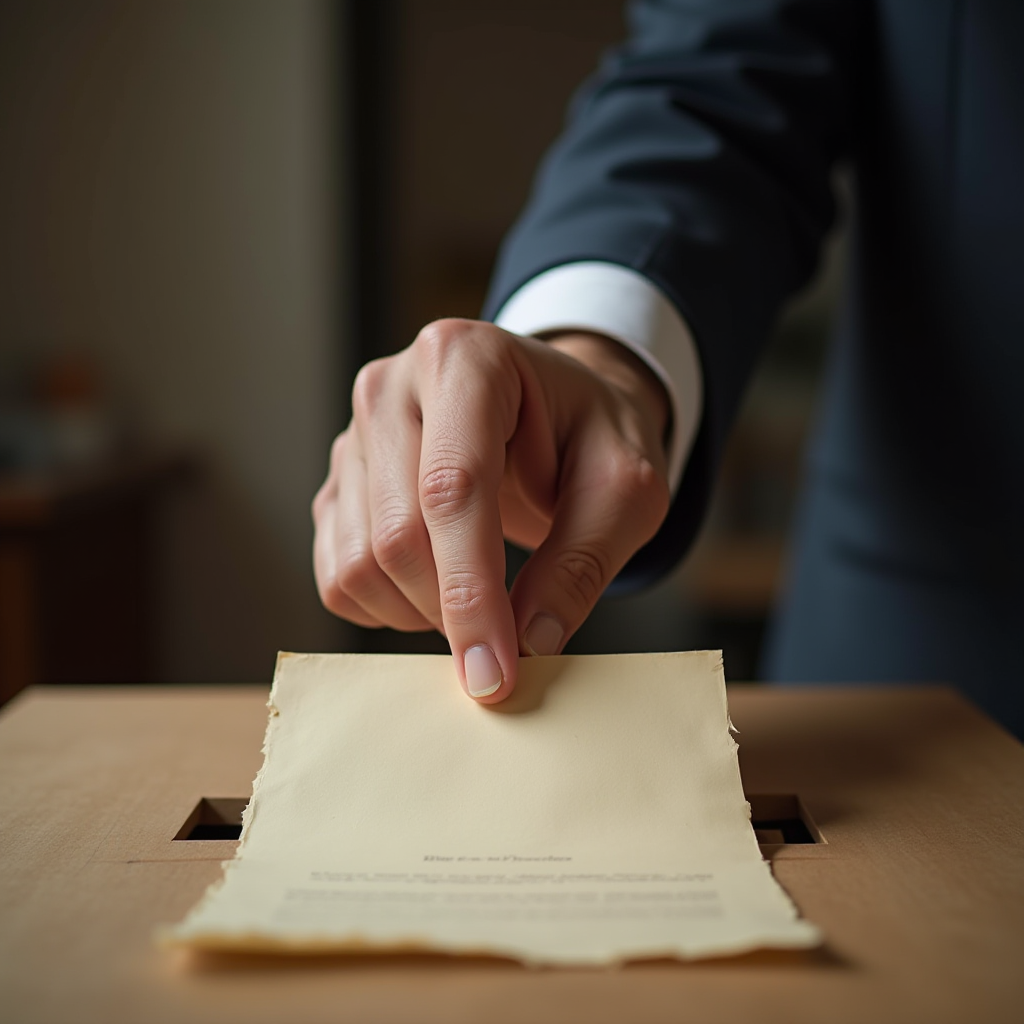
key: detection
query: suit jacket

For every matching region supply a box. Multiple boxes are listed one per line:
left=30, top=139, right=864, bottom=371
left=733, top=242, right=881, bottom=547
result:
left=483, top=0, right=1024, bottom=733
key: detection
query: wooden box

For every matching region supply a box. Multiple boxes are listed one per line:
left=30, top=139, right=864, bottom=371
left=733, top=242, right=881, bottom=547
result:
left=1, top=683, right=1021, bottom=1023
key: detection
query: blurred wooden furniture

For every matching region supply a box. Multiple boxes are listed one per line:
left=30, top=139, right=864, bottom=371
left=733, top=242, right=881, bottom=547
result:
left=0, top=452, right=193, bottom=704
left=1, top=683, right=1021, bottom=1023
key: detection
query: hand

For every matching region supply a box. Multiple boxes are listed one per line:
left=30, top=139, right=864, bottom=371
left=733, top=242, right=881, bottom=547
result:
left=312, top=319, right=671, bottom=702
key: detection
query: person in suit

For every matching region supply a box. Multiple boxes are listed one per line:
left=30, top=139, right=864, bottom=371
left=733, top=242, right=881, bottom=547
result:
left=313, top=0, right=1024, bottom=737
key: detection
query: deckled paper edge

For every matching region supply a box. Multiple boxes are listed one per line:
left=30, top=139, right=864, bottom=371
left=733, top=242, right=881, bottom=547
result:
left=156, top=652, right=290, bottom=947
left=235, top=652, right=287, bottom=850
left=166, top=912, right=821, bottom=967
left=159, top=651, right=822, bottom=961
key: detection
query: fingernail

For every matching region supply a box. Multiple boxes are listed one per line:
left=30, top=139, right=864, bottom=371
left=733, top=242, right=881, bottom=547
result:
left=465, top=644, right=502, bottom=697
left=523, top=615, right=564, bottom=657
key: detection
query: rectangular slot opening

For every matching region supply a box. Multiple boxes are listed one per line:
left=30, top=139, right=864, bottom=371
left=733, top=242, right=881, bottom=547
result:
left=174, top=795, right=823, bottom=845
left=173, top=797, right=248, bottom=841
left=747, top=793, right=824, bottom=845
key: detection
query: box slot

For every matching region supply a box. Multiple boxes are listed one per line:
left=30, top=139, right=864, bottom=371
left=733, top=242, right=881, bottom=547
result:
left=173, top=794, right=824, bottom=846
left=173, top=797, right=247, bottom=841
left=747, top=793, right=824, bottom=845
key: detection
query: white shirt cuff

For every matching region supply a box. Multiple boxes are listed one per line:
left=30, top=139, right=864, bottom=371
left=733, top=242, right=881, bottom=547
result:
left=493, top=261, right=702, bottom=497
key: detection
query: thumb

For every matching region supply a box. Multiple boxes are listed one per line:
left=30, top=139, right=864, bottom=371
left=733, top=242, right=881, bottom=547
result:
left=509, top=430, right=669, bottom=656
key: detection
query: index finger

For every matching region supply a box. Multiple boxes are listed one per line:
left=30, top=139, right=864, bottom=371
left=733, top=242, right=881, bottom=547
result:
left=413, top=322, right=521, bottom=702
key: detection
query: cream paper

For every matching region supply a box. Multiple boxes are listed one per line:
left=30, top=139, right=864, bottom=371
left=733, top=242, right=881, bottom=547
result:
left=164, top=651, right=820, bottom=964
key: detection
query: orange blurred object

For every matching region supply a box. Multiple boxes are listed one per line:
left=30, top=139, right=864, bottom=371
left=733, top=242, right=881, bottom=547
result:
left=35, top=352, right=101, bottom=410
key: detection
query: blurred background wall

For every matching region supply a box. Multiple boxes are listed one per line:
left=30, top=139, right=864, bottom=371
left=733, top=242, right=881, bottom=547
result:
left=0, top=0, right=350, bottom=685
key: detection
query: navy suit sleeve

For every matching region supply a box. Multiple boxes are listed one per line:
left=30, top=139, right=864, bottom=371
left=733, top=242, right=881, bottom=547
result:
left=483, top=0, right=860, bottom=590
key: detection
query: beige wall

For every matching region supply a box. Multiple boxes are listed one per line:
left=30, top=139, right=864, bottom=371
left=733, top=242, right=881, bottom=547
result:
left=0, top=0, right=352, bottom=680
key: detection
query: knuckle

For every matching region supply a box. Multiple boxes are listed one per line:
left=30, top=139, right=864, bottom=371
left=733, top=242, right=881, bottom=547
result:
left=607, top=450, right=671, bottom=528
left=351, top=359, right=388, bottom=419
left=311, top=484, right=330, bottom=522
left=414, top=318, right=474, bottom=361
left=554, top=543, right=610, bottom=611
left=332, top=544, right=379, bottom=602
left=329, top=431, right=347, bottom=466
left=440, top=573, right=489, bottom=626
left=370, top=511, right=424, bottom=575
left=636, top=459, right=671, bottom=530
left=413, top=319, right=521, bottom=433
left=318, top=573, right=350, bottom=616
left=628, top=454, right=670, bottom=517
left=419, top=460, right=477, bottom=520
